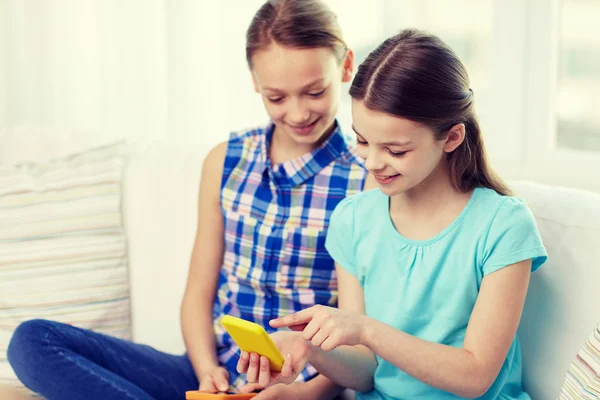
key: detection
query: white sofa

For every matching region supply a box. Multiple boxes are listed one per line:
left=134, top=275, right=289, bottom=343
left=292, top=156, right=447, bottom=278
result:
left=2, top=135, right=600, bottom=399
left=126, top=145, right=600, bottom=400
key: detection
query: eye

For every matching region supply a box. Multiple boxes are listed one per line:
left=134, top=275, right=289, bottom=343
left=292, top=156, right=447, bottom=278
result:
left=267, top=97, right=284, bottom=104
left=356, top=137, right=367, bottom=145
left=307, top=89, right=326, bottom=98
left=388, top=150, right=407, bottom=157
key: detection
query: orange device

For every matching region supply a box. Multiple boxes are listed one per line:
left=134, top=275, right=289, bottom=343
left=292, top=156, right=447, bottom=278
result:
left=185, top=390, right=256, bottom=399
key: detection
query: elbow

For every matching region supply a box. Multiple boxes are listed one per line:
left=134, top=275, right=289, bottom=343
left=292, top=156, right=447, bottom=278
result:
left=350, top=376, right=374, bottom=393
left=454, top=385, right=490, bottom=399
left=453, top=372, right=495, bottom=399
left=349, top=363, right=376, bottom=393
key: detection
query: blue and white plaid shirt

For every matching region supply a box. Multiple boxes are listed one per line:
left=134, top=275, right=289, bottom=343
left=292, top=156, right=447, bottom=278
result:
left=213, top=121, right=366, bottom=388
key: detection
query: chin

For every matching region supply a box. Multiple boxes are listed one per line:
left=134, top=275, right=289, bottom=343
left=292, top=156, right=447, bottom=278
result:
left=290, top=129, right=329, bottom=145
left=378, top=182, right=412, bottom=197
left=379, top=186, right=402, bottom=197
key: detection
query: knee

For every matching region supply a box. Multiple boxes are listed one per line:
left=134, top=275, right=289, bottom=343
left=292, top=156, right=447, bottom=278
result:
left=7, top=319, right=57, bottom=381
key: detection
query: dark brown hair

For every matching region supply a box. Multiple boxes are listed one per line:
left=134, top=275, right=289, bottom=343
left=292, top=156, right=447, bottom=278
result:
left=350, top=29, right=510, bottom=196
left=246, top=0, right=347, bottom=68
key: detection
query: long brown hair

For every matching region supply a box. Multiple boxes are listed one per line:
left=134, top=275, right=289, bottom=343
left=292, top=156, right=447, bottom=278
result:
left=245, top=0, right=347, bottom=68
left=350, top=29, right=510, bottom=195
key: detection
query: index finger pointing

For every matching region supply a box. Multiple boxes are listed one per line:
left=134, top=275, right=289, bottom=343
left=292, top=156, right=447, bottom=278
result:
left=269, top=307, right=317, bottom=328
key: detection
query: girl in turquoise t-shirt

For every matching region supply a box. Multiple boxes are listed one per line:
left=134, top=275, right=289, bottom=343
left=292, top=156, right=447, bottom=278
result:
left=237, top=29, right=547, bottom=400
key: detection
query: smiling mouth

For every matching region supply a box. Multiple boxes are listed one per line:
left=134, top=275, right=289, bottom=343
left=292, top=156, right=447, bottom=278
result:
left=374, top=174, right=399, bottom=179
left=289, top=119, right=319, bottom=129
left=373, top=173, right=401, bottom=184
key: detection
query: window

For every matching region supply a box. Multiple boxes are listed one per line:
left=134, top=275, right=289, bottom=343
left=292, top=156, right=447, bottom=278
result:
left=556, top=0, right=600, bottom=152
left=327, top=0, right=493, bottom=136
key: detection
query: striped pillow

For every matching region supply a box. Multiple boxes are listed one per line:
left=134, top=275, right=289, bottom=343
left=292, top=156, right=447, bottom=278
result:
left=559, top=322, right=600, bottom=399
left=0, top=142, right=131, bottom=392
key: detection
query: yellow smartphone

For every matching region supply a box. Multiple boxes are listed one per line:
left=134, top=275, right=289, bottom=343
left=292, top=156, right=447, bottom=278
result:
left=221, top=315, right=285, bottom=372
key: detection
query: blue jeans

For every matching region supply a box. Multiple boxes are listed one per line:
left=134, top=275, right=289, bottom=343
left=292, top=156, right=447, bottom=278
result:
left=7, top=319, right=199, bottom=400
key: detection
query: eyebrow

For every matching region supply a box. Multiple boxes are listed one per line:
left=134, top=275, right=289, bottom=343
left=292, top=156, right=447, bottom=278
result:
left=352, top=125, right=412, bottom=146
left=262, top=78, right=326, bottom=93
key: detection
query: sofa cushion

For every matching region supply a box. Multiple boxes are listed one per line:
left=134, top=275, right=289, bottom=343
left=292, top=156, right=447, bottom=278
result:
left=558, top=322, right=600, bottom=399
left=513, top=181, right=600, bottom=399
left=0, top=142, right=131, bottom=391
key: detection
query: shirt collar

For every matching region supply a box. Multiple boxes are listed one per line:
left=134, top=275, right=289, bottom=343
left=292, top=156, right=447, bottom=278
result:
left=258, top=121, right=349, bottom=187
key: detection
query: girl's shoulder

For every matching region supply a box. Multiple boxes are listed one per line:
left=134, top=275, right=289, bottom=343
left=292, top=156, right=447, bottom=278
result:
left=223, top=123, right=271, bottom=163
left=331, top=189, right=385, bottom=224
left=469, top=187, right=532, bottom=223
left=227, top=123, right=269, bottom=147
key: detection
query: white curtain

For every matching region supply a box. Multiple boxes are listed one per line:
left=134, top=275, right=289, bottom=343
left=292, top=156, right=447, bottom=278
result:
left=0, top=0, right=269, bottom=146
left=4, top=0, right=468, bottom=147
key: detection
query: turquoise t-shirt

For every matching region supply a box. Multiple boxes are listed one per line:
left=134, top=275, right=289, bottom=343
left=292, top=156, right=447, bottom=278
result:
left=325, top=187, right=547, bottom=400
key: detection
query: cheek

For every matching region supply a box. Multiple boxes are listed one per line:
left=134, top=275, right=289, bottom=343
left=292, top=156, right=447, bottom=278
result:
left=355, top=146, right=368, bottom=160
left=262, top=101, right=284, bottom=120
left=411, top=151, right=442, bottom=175
left=311, top=95, right=337, bottom=115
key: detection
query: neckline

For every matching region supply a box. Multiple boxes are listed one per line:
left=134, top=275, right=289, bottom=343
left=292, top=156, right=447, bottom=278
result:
left=380, top=187, right=479, bottom=246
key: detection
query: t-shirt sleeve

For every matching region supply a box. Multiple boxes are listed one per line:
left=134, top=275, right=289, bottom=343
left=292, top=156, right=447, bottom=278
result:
left=325, top=197, right=358, bottom=278
left=482, top=196, right=547, bottom=276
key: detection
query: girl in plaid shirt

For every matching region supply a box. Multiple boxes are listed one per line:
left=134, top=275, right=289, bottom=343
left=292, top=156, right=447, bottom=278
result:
left=8, top=0, right=368, bottom=399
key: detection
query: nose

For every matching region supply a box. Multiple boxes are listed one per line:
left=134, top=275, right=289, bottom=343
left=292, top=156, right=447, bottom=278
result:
left=364, top=148, right=385, bottom=173
left=287, top=98, right=310, bottom=125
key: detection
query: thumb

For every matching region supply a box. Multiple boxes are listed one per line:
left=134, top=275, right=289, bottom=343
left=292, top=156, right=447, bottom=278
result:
left=198, top=376, right=216, bottom=391
left=214, top=368, right=230, bottom=392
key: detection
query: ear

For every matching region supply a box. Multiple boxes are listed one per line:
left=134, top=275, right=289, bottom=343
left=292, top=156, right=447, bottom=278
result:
left=443, top=123, right=466, bottom=153
left=341, top=49, right=354, bottom=83
left=251, top=71, right=260, bottom=93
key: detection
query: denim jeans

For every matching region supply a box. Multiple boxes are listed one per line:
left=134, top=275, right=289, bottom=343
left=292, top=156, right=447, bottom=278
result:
left=7, top=319, right=199, bottom=400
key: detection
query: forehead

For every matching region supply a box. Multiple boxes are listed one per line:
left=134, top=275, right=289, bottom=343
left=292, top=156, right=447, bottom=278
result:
left=352, top=101, right=426, bottom=143
left=251, top=43, right=338, bottom=91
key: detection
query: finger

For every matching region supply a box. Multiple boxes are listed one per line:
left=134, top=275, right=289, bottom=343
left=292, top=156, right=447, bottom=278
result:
left=269, top=307, right=317, bottom=328
left=246, top=352, right=260, bottom=383
left=237, top=351, right=250, bottom=374
left=214, top=368, right=230, bottom=392
left=280, top=353, right=293, bottom=380
left=258, top=356, right=271, bottom=388
left=288, top=323, right=308, bottom=332
left=301, top=318, right=321, bottom=341
left=321, top=334, right=340, bottom=352
left=310, top=328, right=329, bottom=348
left=198, top=376, right=216, bottom=391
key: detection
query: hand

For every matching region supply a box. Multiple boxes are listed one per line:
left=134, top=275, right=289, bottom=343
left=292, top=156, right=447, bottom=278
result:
left=198, top=365, right=230, bottom=392
left=270, top=305, right=368, bottom=352
left=237, top=331, right=310, bottom=392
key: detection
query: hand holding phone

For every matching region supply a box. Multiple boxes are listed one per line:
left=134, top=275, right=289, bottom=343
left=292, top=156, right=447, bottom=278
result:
left=221, top=315, right=285, bottom=372
left=221, top=316, right=311, bottom=393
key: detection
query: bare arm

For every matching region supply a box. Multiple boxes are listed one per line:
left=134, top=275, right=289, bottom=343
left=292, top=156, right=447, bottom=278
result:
left=276, top=260, right=531, bottom=397
left=361, top=260, right=532, bottom=398
left=180, top=142, right=228, bottom=381
left=304, top=265, right=377, bottom=392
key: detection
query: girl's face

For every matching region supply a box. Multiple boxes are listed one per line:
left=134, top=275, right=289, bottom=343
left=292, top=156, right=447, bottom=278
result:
left=251, top=43, right=353, bottom=149
left=352, top=101, right=463, bottom=197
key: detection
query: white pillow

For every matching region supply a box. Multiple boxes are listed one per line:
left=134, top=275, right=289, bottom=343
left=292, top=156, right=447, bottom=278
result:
left=0, top=142, right=131, bottom=392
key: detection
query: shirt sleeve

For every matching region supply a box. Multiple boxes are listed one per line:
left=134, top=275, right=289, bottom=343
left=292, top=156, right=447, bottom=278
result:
left=482, top=196, right=548, bottom=276
left=325, top=196, right=359, bottom=278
